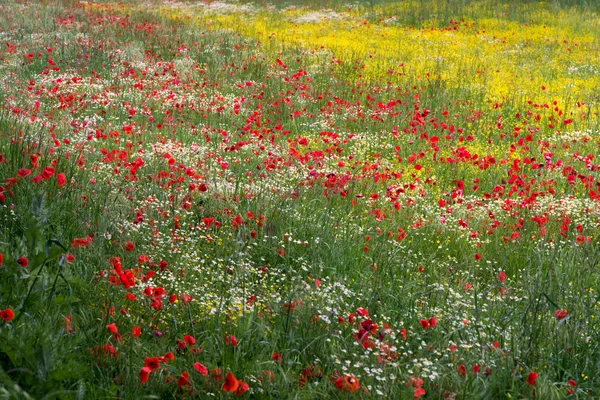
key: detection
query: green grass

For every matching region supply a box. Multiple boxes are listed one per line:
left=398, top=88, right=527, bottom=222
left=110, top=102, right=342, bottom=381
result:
left=0, top=0, right=599, bottom=398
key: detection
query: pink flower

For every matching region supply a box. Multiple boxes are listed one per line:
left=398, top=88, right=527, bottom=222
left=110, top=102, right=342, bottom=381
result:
left=497, top=271, right=507, bottom=282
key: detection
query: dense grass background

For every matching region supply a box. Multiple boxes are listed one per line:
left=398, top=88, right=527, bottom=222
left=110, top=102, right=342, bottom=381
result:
left=0, top=0, right=599, bottom=398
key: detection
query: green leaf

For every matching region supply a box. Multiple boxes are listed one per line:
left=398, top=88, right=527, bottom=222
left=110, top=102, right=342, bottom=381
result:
left=50, top=295, right=82, bottom=307
left=35, top=343, right=52, bottom=381
left=48, top=361, right=85, bottom=382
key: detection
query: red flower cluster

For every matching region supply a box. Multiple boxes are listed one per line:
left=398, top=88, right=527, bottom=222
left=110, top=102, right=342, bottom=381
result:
left=143, top=286, right=166, bottom=310
left=106, top=257, right=137, bottom=290
left=140, top=352, right=175, bottom=383
left=71, top=235, right=92, bottom=249
left=406, top=376, right=425, bottom=398
left=419, top=316, right=437, bottom=329
left=176, top=335, right=200, bottom=353
left=222, top=372, right=249, bottom=396
left=225, top=335, right=238, bottom=347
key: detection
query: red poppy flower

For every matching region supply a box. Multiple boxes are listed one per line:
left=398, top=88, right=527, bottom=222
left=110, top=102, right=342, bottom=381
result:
left=231, top=215, right=243, bottom=229
left=137, top=255, right=149, bottom=265
left=177, top=371, right=190, bottom=387
left=193, top=362, right=208, bottom=376
left=123, top=241, right=135, bottom=252
left=140, top=367, right=151, bottom=384
left=157, top=260, right=168, bottom=271
left=132, top=326, right=141, bottom=338
left=1, top=308, right=14, bottom=322
left=41, top=166, right=55, bottom=179
left=420, top=316, right=437, bottom=329
left=405, top=376, right=423, bottom=388
left=0, top=253, right=3, bottom=266
left=526, top=371, right=538, bottom=386
left=567, top=379, right=577, bottom=394
left=360, top=319, right=378, bottom=334
left=17, top=168, right=31, bottom=178
left=183, top=335, right=195, bottom=346
left=17, top=257, right=28, bottom=267
left=457, top=364, right=467, bottom=377
left=57, top=173, right=67, bottom=188
left=555, top=309, right=568, bottom=321
left=225, top=335, right=238, bottom=346
left=222, top=372, right=240, bottom=393
left=414, top=388, right=426, bottom=399
left=180, top=294, right=192, bottom=305
left=71, top=236, right=92, bottom=248
left=145, top=357, right=160, bottom=372
left=106, top=323, right=118, bottom=333
left=212, top=368, right=223, bottom=381
left=497, top=271, right=507, bottom=282
left=64, top=315, right=73, bottom=333
left=356, top=307, right=369, bottom=317
left=334, top=374, right=360, bottom=392
left=236, top=380, right=249, bottom=396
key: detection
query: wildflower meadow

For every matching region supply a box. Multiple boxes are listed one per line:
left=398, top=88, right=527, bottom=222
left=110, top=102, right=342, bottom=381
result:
left=0, top=0, right=599, bottom=398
